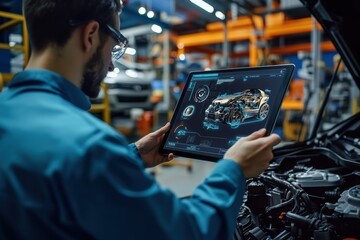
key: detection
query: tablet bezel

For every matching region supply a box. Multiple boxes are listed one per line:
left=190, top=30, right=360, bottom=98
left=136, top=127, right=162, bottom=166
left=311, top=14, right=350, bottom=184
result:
left=159, top=64, right=295, bottom=162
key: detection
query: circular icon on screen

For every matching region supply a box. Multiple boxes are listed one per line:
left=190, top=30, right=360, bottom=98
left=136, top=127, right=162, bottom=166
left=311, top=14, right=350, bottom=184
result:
left=194, top=85, right=210, bottom=103
left=174, top=124, right=187, bottom=140
left=183, top=106, right=195, bottom=117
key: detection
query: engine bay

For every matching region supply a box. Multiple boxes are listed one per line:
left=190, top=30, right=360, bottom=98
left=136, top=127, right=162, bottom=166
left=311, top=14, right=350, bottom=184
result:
left=234, top=114, right=360, bottom=239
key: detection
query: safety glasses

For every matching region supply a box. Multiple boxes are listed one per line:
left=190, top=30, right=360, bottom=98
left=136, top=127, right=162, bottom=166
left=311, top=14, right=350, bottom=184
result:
left=69, top=19, right=128, bottom=61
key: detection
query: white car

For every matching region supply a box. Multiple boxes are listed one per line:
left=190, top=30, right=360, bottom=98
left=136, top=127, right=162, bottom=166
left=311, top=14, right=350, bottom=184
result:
left=95, top=61, right=155, bottom=114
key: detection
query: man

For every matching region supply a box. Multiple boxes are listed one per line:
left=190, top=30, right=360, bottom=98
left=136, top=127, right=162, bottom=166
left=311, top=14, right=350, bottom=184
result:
left=0, top=0, right=281, bottom=239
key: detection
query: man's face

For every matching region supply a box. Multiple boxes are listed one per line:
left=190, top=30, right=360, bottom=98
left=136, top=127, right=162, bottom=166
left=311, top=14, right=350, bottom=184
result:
left=81, top=16, right=119, bottom=98
left=81, top=45, right=107, bottom=98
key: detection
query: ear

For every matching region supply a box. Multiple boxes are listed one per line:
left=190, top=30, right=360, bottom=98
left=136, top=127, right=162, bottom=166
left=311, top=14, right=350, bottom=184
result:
left=82, top=21, right=100, bottom=53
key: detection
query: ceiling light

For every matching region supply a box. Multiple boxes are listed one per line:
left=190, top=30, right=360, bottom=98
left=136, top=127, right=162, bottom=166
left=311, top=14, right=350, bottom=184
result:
left=151, top=24, right=162, bottom=34
left=147, top=10, right=155, bottom=18
left=179, top=54, right=186, bottom=61
left=215, top=11, right=225, bottom=20
left=189, top=0, right=214, bottom=13
left=138, top=7, right=146, bottom=15
left=125, top=47, right=137, bottom=55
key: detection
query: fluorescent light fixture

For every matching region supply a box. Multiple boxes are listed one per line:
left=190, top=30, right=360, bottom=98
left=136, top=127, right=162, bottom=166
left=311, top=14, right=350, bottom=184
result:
left=189, top=0, right=214, bottom=13
left=215, top=11, right=225, bottom=20
left=138, top=7, right=146, bottom=15
left=151, top=24, right=162, bottom=34
left=179, top=54, right=186, bottom=61
left=125, top=47, right=137, bottom=55
left=147, top=10, right=155, bottom=18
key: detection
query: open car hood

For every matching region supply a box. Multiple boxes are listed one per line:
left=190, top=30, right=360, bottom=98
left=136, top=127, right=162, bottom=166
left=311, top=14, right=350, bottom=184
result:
left=233, top=1, right=360, bottom=239
left=302, top=0, right=360, bottom=88
left=273, top=0, right=360, bottom=168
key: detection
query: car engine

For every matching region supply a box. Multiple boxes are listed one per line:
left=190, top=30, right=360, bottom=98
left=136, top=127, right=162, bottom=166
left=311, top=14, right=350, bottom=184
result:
left=234, top=114, right=360, bottom=239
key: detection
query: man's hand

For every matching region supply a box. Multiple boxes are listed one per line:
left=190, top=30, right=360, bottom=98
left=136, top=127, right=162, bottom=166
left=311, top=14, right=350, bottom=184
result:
left=224, top=129, right=281, bottom=178
left=135, top=122, right=174, bottom=168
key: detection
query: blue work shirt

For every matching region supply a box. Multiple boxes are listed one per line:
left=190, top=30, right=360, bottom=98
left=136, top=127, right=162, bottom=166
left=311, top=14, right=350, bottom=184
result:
left=0, top=69, right=246, bottom=240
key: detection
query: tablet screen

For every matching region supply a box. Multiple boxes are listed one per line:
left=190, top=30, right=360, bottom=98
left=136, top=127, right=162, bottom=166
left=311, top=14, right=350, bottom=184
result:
left=160, top=64, right=295, bottom=162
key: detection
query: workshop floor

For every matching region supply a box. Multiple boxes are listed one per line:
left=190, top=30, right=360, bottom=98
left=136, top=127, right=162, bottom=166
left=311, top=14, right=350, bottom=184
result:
left=149, top=158, right=216, bottom=197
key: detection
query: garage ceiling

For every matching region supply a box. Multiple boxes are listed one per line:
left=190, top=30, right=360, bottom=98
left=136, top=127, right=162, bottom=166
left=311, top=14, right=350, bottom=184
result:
left=120, top=0, right=279, bottom=35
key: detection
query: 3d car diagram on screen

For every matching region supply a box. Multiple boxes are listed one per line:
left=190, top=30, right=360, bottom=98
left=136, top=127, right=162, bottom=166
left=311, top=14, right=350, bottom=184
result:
left=204, top=88, right=270, bottom=128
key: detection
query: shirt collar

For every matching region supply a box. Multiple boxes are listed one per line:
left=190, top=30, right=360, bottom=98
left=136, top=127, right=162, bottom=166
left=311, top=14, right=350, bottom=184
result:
left=9, top=69, right=91, bottom=110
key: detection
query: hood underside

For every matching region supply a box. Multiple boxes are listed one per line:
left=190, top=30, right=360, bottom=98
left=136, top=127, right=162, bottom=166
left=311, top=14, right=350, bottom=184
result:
left=301, top=0, right=360, bottom=88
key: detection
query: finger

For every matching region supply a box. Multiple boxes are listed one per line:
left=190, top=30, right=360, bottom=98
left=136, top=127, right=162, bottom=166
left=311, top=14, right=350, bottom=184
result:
left=265, top=134, right=282, bottom=146
left=152, top=122, right=170, bottom=136
left=256, top=133, right=281, bottom=148
left=245, top=128, right=266, bottom=141
left=161, top=153, right=174, bottom=163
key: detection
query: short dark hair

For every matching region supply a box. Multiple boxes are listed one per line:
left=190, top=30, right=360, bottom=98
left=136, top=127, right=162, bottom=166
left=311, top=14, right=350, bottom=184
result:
left=23, top=0, right=123, bottom=52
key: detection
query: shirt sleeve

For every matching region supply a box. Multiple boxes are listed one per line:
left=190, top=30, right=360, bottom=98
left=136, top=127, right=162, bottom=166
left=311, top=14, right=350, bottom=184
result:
left=62, top=132, right=246, bottom=240
left=128, top=142, right=141, bottom=158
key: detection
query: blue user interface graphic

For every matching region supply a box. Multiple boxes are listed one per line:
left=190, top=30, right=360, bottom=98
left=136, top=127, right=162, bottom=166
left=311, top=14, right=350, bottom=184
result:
left=165, top=67, right=289, bottom=159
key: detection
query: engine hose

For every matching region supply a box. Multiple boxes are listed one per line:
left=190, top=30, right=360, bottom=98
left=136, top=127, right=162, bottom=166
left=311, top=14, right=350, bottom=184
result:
left=292, top=191, right=313, bottom=213
left=260, top=174, right=313, bottom=213
left=271, top=173, right=303, bottom=194
left=285, top=212, right=320, bottom=230
left=265, top=198, right=295, bottom=216
left=260, top=174, right=298, bottom=195
left=272, top=230, right=292, bottom=240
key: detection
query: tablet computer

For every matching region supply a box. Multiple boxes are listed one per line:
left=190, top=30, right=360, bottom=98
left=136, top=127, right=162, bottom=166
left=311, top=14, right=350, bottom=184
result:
left=159, top=64, right=295, bottom=162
